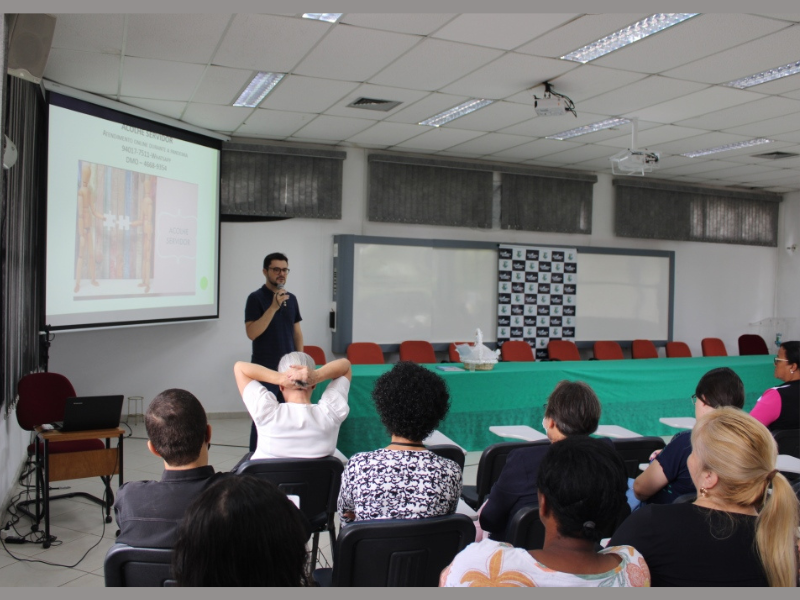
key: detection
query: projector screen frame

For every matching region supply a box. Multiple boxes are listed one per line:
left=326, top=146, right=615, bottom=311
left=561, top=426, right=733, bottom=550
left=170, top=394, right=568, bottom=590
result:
left=44, top=91, right=222, bottom=332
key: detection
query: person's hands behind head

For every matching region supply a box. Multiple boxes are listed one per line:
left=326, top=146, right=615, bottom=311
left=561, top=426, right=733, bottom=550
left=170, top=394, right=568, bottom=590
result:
left=284, top=365, right=314, bottom=390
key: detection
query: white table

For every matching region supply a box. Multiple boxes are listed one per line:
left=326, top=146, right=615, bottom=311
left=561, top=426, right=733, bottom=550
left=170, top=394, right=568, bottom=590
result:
left=639, top=463, right=650, bottom=472
left=333, top=448, right=348, bottom=464
left=489, top=425, right=548, bottom=442
left=595, top=425, right=643, bottom=439
left=659, top=417, right=696, bottom=430
left=456, top=499, right=478, bottom=520
left=776, top=454, right=800, bottom=475
left=424, top=430, right=467, bottom=453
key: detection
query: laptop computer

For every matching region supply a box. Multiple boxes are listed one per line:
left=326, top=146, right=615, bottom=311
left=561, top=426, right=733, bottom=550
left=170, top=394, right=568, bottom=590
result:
left=51, top=395, right=124, bottom=432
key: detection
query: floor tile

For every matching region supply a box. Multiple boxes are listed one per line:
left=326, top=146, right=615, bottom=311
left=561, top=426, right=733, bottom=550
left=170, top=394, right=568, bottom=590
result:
left=0, top=557, right=91, bottom=587
left=61, top=572, right=105, bottom=587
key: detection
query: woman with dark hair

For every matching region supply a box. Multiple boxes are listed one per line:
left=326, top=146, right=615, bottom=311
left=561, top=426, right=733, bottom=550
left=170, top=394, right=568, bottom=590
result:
left=337, top=361, right=462, bottom=522
left=479, top=380, right=602, bottom=540
left=172, top=475, right=311, bottom=587
left=633, top=367, right=745, bottom=505
left=750, top=341, right=799, bottom=431
left=441, top=436, right=650, bottom=587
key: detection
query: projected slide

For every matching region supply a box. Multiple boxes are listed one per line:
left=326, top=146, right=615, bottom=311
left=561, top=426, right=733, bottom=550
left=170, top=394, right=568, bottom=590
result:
left=47, top=94, right=220, bottom=329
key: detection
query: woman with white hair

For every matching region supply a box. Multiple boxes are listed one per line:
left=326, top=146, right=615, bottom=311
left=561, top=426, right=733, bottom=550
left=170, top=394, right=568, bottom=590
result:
left=233, top=353, right=351, bottom=460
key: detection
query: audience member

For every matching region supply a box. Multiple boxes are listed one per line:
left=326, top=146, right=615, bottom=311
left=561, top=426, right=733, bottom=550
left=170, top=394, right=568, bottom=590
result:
left=337, top=361, right=461, bottom=522
left=750, top=340, right=799, bottom=431
left=233, top=353, right=351, bottom=461
left=610, top=407, right=799, bottom=587
left=172, top=475, right=310, bottom=586
left=114, top=389, right=227, bottom=548
left=440, top=436, right=650, bottom=587
left=479, top=380, right=602, bottom=540
left=633, top=367, right=745, bottom=505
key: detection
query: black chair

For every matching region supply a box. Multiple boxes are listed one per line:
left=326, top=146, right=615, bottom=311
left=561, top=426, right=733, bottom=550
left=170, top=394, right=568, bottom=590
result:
left=773, top=429, right=800, bottom=459
left=504, top=504, right=545, bottom=550
left=672, top=493, right=697, bottom=504
left=235, top=457, right=343, bottom=569
left=611, top=437, right=666, bottom=478
left=312, top=514, right=475, bottom=587
left=427, top=444, right=466, bottom=472
left=104, top=544, right=175, bottom=587
left=461, top=440, right=550, bottom=509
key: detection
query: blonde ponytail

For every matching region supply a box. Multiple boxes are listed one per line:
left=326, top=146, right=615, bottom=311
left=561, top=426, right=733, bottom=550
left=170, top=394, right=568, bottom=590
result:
left=755, top=472, right=799, bottom=587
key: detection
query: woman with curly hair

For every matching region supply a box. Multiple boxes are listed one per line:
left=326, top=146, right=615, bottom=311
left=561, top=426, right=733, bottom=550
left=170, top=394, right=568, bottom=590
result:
left=337, top=361, right=462, bottom=522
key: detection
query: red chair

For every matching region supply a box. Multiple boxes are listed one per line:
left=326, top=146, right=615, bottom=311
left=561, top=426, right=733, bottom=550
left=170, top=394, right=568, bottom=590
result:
left=738, top=334, right=769, bottom=356
left=593, top=341, right=624, bottom=360
left=304, top=345, right=327, bottom=366
left=665, top=342, right=692, bottom=358
left=346, top=342, right=385, bottom=365
left=399, top=341, right=436, bottom=364
left=547, top=340, right=580, bottom=361
left=500, top=341, right=535, bottom=362
left=448, top=342, right=473, bottom=363
left=631, top=340, right=658, bottom=359
left=701, top=338, right=727, bottom=357
left=16, top=373, right=108, bottom=532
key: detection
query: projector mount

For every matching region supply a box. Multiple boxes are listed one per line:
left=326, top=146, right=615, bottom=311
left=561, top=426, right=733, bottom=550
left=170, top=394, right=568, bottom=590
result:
left=533, top=82, right=577, bottom=117
left=610, top=118, right=660, bottom=176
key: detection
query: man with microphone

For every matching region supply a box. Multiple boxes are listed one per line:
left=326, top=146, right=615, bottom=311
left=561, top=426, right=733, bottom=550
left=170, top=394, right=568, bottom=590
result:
left=244, top=252, right=303, bottom=451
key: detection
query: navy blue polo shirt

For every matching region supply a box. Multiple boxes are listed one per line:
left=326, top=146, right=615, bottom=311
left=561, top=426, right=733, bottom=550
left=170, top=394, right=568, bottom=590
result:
left=244, top=285, right=302, bottom=369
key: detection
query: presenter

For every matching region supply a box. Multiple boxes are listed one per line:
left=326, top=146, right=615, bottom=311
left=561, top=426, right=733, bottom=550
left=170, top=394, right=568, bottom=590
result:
left=244, top=252, right=303, bottom=451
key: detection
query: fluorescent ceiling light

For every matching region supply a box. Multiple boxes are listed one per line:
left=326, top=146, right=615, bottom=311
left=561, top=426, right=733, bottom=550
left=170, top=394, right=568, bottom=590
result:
left=680, top=138, right=773, bottom=158
left=419, top=99, right=494, bottom=127
left=302, top=13, right=342, bottom=23
left=547, top=118, right=630, bottom=140
left=233, top=72, right=285, bottom=107
left=561, top=14, right=699, bottom=63
left=724, top=59, right=800, bottom=89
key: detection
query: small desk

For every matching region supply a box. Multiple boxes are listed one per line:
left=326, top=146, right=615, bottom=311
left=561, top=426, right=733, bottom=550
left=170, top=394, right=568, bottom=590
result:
left=34, top=427, right=124, bottom=548
left=659, top=417, right=696, bottom=430
left=595, top=425, right=643, bottom=439
left=489, top=425, right=547, bottom=442
left=424, top=430, right=467, bottom=453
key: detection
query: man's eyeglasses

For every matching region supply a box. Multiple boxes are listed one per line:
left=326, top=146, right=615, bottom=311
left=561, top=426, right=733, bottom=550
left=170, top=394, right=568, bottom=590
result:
left=690, top=394, right=703, bottom=408
left=774, top=357, right=789, bottom=365
left=269, top=267, right=290, bottom=274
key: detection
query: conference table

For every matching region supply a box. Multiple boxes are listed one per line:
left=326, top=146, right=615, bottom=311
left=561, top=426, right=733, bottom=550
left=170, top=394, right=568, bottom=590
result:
left=317, top=355, right=777, bottom=457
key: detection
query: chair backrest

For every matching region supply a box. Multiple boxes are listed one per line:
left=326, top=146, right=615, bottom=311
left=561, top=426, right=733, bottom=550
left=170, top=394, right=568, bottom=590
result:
left=304, top=345, right=327, bottom=366
left=104, top=544, right=175, bottom=587
left=474, top=440, right=550, bottom=507
left=547, top=340, right=580, bottom=361
left=504, top=504, right=545, bottom=550
left=327, top=515, right=476, bottom=586
left=631, top=339, right=658, bottom=359
left=16, top=372, right=77, bottom=431
left=426, top=444, right=466, bottom=472
left=738, top=334, right=769, bottom=356
left=773, top=429, right=800, bottom=459
left=347, top=342, right=385, bottom=365
left=448, top=342, right=472, bottom=363
left=701, top=338, right=727, bottom=357
left=235, top=457, right=343, bottom=530
left=399, top=341, right=436, bottom=364
left=593, top=341, right=624, bottom=360
left=665, top=341, right=692, bottom=358
left=611, top=437, right=666, bottom=478
left=500, top=341, right=535, bottom=362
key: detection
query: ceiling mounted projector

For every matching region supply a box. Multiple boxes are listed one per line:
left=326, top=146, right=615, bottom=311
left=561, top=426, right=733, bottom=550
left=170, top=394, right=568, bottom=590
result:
left=533, top=82, right=577, bottom=117
left=609, top=118, right=660, bottom=176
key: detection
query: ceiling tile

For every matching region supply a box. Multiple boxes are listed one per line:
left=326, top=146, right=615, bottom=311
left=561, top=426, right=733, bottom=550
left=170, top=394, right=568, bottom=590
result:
left=657, top=159, right=742, bottom=175
left=782, top=88, right=800, bottom=100
left=292, top=115, right=376, bottom=141
left=444, top=132, right=532, bottom=155
left=691, top=164, right=783, bottom=180
left=542, top=143, right=620, bottom=164
left=657, top=132, right=779, bottom=155
left=368, top=39, right=504, bottom=91
left=492, top=138, right=581, bottom=160
left=119, top=97, right=187, bottom=120
left=51, top=14, right=125, bottom=54
left=439, top=101, right=535, bottom=132
left=293, top=25, right=420, bottom=81
left=192, top=66, right=254, bottom=105
left=500, top=112, right=655, bottom=142
left=392, top=128, right=485, bottom=151
left=182, top=103, right=250, bottom=132
left=431, top=14, right=580, bottom=50
left=44, top=49, right=121, bottom=96
left=120, top=57, right=206, bottom=102
left=593, top=14, right=786, bottom=74
left=234, top=109, right=316, bottom=139
left=323, top=84, right=429, bottom=119
left=346, top=122, right=429, bottom=146
left=578, top=76, right=708, bottom=116
left=516, top=14, right=650, bottom=58
left=384, top=92, right=471, bottom=125
left=663, top=25, right=800, bottom=84
left=339, top=14, right=456, bottom=35
left=125, top=14, right=232, bottom=64
left=723, top=112, right=800, bottom=137
left=259, top=76, right=359, bottom=113
left=598, top=125, right=710, bottom=149
left=676, top=96, right=800, bottom=131
left=627, top=87, right=765, bottom=124
left=213, top=14, right=329, bottom=72
left=505, top=65, right=647, bottom=105
left=441, top=52, right=578, bottom=99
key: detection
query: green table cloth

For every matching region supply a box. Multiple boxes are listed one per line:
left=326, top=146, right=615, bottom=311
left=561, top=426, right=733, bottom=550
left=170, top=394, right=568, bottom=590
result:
left=315, top=356, right=778, bottom=457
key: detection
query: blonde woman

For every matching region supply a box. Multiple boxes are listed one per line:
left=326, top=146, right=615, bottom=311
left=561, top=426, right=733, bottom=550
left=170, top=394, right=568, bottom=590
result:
left=611, top=407, right=799, bottom=587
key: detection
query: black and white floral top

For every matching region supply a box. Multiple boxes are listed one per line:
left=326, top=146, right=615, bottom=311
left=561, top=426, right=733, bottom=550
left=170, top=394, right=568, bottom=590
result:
left=337, top=449, right=462, bottom=522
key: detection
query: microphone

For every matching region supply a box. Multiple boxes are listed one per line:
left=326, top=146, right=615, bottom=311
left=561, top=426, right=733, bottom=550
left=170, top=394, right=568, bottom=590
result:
left=277, top=284, right=287, bottom=308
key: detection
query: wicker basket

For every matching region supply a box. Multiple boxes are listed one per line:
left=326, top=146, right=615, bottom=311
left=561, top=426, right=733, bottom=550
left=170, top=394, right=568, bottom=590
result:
left=463, top=361, right=495, bottom=371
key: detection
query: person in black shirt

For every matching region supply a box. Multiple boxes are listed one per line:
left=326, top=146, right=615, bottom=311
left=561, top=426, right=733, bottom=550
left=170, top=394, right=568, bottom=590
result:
left=611, top=407, right=799, bottom=587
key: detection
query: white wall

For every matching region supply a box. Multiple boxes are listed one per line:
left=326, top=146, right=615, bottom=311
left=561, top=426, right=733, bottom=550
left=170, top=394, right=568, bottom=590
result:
left=776, top=191, right=800, bottom=320
left=47, top=147, right=789, bottom=415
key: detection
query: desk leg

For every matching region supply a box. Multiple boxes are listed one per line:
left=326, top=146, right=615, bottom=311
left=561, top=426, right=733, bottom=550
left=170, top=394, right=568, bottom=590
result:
left=42, top=439, right=53, bottom=549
